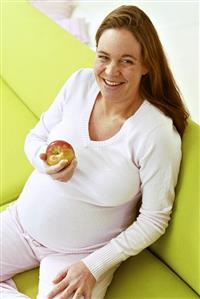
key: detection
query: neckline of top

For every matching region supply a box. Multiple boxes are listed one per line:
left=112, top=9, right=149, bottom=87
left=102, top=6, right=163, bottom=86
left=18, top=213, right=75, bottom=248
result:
left=81, top=80, right=149, bottom=147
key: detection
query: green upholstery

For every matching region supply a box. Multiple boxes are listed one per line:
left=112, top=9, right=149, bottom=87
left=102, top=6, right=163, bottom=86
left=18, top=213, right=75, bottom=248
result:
left=1, top=1, right=199, bottom=298
left=0, top=78, right=37, bottom=205
left=1, top=0, right=95, bottom=118
left=13, top=268, right=39, bottom=298
left=150, top=121, right=200, bottom=294
left=106, top=250, right=199, bottom=299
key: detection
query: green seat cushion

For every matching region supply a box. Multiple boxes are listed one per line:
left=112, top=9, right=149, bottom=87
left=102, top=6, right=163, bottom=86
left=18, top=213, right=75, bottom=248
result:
left=106, top=250, right=199, bottom=298
left=13, top=250, right=197, bottom=299
left=1, top=0, right=95, bottom=118
left=150, top=120, right=200, bottom=295
left=14, top=268, right=39, bottom=298
left=0, top=78, right=38, bottom=205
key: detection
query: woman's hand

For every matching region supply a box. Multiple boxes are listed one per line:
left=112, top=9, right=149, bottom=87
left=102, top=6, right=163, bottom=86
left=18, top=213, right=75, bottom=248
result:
left=40, top=153, right=77, bottom=182
left=47, top=261, right=96, bottom=299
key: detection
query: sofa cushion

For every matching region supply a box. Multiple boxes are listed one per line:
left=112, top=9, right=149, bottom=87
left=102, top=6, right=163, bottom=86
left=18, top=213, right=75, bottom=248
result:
left=14, top=268, right=39, bottom=297
left=106, top=250, right=199, bottom=298
left=150, top=120, right=200, bottom=295
left=13, top=250, right=198, bottom=299
left=0, top=78, right=38, bottom=205
left=1, top=0, right=95, bottom=118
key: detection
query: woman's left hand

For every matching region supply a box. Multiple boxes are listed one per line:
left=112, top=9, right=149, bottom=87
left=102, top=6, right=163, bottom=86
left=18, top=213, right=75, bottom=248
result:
left=47, top=261, right=96, bottom=299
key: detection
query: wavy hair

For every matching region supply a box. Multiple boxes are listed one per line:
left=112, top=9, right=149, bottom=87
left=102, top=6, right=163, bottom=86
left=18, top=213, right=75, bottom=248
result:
left=95, top=5, right=189, bottom=137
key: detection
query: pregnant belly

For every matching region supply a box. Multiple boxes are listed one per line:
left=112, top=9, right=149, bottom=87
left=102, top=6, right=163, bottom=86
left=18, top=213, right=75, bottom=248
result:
left=17, top=171, right=136, bottom=252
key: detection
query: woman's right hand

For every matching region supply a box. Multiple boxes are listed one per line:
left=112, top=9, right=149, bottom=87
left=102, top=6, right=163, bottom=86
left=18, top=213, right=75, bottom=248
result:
left=39, top=153, right=77, bottom=182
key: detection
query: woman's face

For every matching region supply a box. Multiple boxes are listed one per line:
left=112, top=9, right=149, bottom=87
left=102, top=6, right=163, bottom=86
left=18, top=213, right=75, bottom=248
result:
left=94, top=28, right=148, bottom=104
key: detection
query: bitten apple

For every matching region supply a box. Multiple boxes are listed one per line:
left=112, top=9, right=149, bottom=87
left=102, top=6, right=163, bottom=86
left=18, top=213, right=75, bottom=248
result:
left=46, top=140, right=75, bottom=166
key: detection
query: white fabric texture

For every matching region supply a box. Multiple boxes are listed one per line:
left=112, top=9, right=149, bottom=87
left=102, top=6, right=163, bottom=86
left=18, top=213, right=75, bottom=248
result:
left=0, top=204, right=117, bottom=299
left=16, top=68, right=182, bottom=280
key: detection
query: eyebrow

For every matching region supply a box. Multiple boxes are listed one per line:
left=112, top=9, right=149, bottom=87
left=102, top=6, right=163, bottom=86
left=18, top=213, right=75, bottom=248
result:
left=97, top=50, right=138, bottom=61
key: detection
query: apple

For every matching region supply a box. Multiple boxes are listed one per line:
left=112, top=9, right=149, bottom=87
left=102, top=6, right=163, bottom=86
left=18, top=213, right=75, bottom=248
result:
left=46, top=140, right=75, bottom=166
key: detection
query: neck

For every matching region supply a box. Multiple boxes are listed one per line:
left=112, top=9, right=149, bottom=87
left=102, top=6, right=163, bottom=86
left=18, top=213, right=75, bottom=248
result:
left=98, top=94, right=144, bottom=121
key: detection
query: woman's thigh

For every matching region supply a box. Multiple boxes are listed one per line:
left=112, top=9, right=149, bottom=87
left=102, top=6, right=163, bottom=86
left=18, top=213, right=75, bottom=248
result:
left=37, top=253, right=118, bottom=299
left=0, top=204, right=39, bottom=281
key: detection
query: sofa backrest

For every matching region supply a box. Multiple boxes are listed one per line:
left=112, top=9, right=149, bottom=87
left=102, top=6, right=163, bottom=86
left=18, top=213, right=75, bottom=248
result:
left=150, top=120, right=200, bottom=295
left=1, top=0, right=95, bottom=118
left=0, top=78, right=38, bottom=205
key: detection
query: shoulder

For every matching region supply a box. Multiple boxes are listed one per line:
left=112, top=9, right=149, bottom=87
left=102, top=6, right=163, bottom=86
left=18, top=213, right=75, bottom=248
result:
left=145, top=104, right=181, bottom=160
left=59, top=68, right=96, bottom=102
left=57, top=68, right=97, bottom=108
left=128, top=100, right=181, bottom=163
left=143, top=101, right=181, bottom=145
left=139, top=101, right=173, bottom=131
left=130, top=100, right=180, bottom=139
left=66, top=68, right=95, bottom=86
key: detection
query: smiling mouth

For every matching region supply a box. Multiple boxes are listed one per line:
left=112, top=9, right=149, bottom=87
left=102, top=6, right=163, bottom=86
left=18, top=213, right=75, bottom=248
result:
left=103, top=79, right=124, bottom=87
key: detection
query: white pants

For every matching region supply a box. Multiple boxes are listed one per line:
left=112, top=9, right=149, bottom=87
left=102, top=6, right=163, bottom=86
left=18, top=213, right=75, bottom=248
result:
left=0, top=204, right=118, bottom=299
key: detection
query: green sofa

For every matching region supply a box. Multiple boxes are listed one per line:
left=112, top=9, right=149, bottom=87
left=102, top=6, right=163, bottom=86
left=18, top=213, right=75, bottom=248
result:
left=1, top=1, right=199, bottom=298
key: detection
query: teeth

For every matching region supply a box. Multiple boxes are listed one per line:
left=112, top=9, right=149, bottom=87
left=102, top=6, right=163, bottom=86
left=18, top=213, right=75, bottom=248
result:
left=104, top=79, right=122, bottom=86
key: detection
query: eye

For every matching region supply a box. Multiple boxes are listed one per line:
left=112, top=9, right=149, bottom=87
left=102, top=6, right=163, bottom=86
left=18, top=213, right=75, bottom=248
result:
left=97, top=55, right=109, bottom=61
left=121, top=59, right=134, bottom=65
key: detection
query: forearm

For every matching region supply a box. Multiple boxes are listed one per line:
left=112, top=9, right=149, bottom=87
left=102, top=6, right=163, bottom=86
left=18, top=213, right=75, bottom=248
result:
left=24, top=113, right=49, bottom=171
left=82, top=205, right=172, bottom=280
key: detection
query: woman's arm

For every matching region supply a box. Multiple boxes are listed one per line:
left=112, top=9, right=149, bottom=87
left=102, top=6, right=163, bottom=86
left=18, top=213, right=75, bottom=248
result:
left=24, top=71, right=79, bottom=173
left=81, top=124, right=182, bottom=280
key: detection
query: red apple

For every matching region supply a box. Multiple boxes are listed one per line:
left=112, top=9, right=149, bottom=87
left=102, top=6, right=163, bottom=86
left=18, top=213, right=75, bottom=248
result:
left=46, top=140, right=75, bottom=166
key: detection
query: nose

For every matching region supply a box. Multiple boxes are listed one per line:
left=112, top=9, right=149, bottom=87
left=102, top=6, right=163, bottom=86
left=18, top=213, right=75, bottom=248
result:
left=105, top=61, right=120, bottom=77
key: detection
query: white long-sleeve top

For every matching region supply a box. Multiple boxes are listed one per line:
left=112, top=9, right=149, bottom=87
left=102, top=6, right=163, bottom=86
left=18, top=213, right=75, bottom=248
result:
left=17, top=68, right=182, bottom=280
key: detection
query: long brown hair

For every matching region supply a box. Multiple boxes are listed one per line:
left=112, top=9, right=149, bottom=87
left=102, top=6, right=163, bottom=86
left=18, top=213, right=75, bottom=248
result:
left=95, top=5, right=189, bottom=137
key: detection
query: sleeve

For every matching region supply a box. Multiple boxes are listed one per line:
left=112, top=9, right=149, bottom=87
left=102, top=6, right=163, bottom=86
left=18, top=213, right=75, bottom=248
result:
left=82, top=124, right=182, bottom=280
left=24, top=70, right=80, bottom=172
